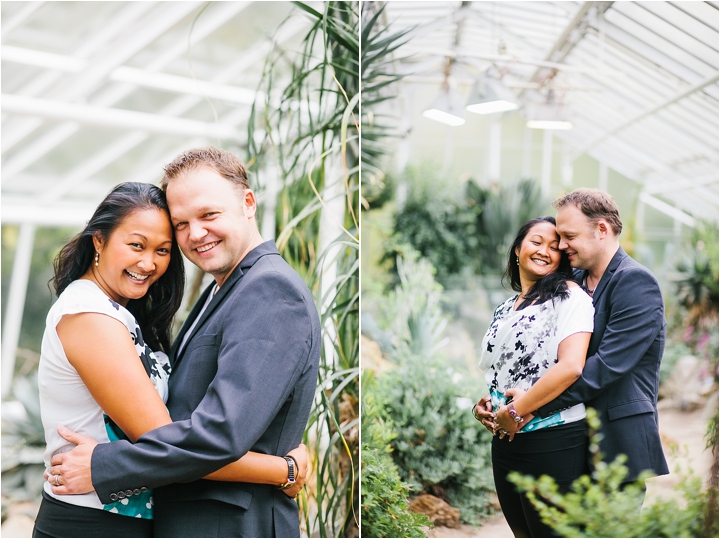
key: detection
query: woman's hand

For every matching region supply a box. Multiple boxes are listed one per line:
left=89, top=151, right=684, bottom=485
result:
left=472, top=395, right=496, bottom=434
left=495, top=405, right=523, bottom=435
left=281, top=443, right=308, bottom=499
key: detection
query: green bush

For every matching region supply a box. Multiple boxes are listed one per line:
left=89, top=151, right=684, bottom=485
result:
left=361, top=371, right=430, bottom=538
left=376, top=356, right=496, bottom=525
left=509, top=409, right=719, bottom=538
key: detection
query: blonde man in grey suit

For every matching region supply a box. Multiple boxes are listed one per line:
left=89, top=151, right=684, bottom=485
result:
left=49, top=148, right=321, bottom=537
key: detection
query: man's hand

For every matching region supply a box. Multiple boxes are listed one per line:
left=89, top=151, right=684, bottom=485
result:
left=282, top=443, right=308, bottom=499
left=473, top=395, right=496, bottom=434
left=47, top=426, right=97, bottom=495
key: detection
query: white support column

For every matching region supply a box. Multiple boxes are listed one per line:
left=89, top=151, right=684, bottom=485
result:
left=673, top=216, right=682, bottom=243
left=487, top=117, right=501, bottom=183
left=599, top=161, right=608, bottom=192
left=2, top=224, right=36, bottom=398
left=443, top=127, right=455, bottom=172
left=541, top=130, right=553, bottom=196
left=637, top=195, right=645, bottom=239
left=522, top=125, right=533, bottom=178
left=561, top=146, right=573, bottom=188
left=317, top=151, right=347, bottom=368
left=396, top=91, right=413, bottom=175
left=260, top=164, right=280, bottom=241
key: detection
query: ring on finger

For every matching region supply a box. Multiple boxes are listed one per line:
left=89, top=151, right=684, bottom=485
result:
left=54, top=474, right=60, bottom=486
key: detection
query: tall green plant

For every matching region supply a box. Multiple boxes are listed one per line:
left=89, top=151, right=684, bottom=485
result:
left=247, top=2, right=359, bottom=536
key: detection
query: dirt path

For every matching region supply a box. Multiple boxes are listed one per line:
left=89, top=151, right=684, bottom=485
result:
left=427, top=402, right=716, bottom=538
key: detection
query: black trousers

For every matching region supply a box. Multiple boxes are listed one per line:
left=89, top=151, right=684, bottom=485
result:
left=32, top=491, right=153, bottom=538
left=492, top=421, right=589, bottom=538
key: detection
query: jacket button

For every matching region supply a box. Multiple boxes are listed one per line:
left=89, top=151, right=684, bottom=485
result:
left=110, top=494, right=118, bottom=501
left=118, top=492, right=125, bottom=499
left=125, top=489, right=133, bottom=497
left=133, top=489, right=141, bottom=495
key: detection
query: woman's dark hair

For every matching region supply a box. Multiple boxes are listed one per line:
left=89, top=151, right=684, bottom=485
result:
left=503, top=216, right=573, bottom=310
left=52, top=182, right=185, bottom=352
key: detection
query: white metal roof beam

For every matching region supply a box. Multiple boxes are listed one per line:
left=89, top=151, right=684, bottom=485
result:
left=3, top=3, right=203, bottom=153
left=39, top=16, right=310, bottom=202
left=1, top=2, right=247, bottom=181
left=1, top=2, right=158, bottom=153
left=1, top=1, right=43, bottom=35
left=638, top=192, right=695, bottom=227
left=644, top=175, right=719, bottom=195
left=519, top=2, right=610, bottom=94
left=1, top=94, right=241, bottom=139
left=570, top=73, right=719, bottom=159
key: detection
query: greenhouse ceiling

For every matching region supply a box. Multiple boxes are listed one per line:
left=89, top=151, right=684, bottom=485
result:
left=379, top=1, right=719, bottom=225
left=1, top=1, right=315, bottom=226
left=1, top=2, right=718, bottom=226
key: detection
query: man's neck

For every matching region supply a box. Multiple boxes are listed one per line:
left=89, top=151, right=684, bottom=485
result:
left=213, top=234, right=265, bottom=290
left=587, top=242, right=620, bottom=283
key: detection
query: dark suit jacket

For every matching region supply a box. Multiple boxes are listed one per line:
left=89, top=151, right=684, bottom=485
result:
left=91, top=241, right=321, bottom=537
left=536, top=247, right=669, bottom=481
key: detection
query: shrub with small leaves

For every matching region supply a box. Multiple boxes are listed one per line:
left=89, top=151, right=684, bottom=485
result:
left=509, top=408, right=719, bottom=538
left=376, top=357, right=496, bottom=525
left=361, top=371, right=430, bottom=538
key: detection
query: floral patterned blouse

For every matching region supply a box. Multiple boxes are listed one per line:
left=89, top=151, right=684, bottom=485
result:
left=479, top=285, right=594, bottom=433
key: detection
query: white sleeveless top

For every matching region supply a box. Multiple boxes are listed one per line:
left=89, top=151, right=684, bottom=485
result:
left=479, top=285, right=594, bottom=432
left=38, top=279, right=170, bottom=518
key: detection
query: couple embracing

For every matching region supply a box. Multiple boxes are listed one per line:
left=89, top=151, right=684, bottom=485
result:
left=473, top=188, right=668, bottom=538
left=35, top=148, right=320, bottom=538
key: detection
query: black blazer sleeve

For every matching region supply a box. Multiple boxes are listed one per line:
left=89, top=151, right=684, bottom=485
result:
left=90, top=270, right=315, bottom=502
left=537, top=262, right=664, bottom=417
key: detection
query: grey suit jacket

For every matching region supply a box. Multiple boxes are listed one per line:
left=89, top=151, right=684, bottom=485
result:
left=536, top=247, right=668, bottom=480
left=91, top=241, right=321, bottom=537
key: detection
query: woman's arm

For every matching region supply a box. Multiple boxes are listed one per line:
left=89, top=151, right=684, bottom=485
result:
left=495, top=331, right=591, bottom=432
left=57, top=312, right=305, bottom=491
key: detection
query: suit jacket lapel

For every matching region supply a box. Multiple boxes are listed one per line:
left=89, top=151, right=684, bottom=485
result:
left=170, top=283, right=214, bottom=367
left=592, top=246, right=626, bottom=302
left=170, top=240, right=283, bottom=369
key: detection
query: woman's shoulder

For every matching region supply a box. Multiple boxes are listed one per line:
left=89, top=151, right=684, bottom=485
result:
left=54, top=280, right=131, bottom=323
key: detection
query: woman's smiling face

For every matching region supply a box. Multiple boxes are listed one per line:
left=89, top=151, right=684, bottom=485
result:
left=515, top=221, right=562, bottom=282
left=92, top=208, right=173, bottom=306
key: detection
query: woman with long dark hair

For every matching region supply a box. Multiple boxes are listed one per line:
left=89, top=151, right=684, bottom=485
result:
left=34, top=183, right=305, bottom=538
left=472, top=216, right=595, bottom=537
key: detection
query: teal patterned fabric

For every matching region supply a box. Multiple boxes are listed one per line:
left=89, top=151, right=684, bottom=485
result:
left=102, top=414, right=154, bottom=519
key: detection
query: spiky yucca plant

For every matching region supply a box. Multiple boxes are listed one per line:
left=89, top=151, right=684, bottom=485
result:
left=248, top=2, right=359, bottom=536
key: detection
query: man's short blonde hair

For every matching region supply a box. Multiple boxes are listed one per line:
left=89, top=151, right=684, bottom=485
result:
left=553, top=188, right=623, bottom=236
left=161, top=147, right=249, bottom=191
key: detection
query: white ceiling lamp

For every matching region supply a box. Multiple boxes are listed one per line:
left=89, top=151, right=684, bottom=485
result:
left=526, top=89, right=573, bottom=130
left=466, top=68, right=520, bottom=115
left=422, top=58, right=466, bottom=126
left=423, top=85, right=466, bottom=126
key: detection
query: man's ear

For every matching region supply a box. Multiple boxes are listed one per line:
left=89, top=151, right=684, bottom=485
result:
left=243, top=189, right=257, bottom=219
left=596, top=219, right=610, bottom=238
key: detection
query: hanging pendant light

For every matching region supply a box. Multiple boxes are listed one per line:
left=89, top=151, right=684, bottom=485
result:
left=423, top=80, right=466, bottom=126
left=422, top=57, right=466, bottom=126
left=466, top=69, right=520, bottom=115
left=526, top=89, right=573, bottom=130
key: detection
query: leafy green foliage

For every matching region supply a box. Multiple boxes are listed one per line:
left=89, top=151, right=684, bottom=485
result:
left=670, top=221, right=719, bottom=330
left=361, top=371, right=430, bottom=538
left=375, top=357, right=495, bottom=525
left=509, top=409, right=719, bottom=538
left=1, top=374, right=46, bottom=502
left=385, top=169, right=551, bottom=283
